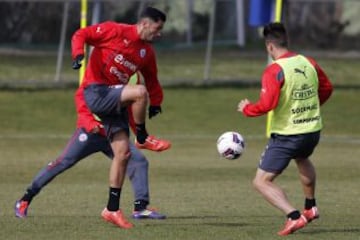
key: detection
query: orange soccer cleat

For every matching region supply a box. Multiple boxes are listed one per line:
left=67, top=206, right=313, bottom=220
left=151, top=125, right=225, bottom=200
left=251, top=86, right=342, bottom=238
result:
left=302, top=206, right=320, bottom=223
left=101, top=208, right=134, bottom=229
left=277, top=215, right=307, bottom=236
left=135, top=135, right=171, bottom=152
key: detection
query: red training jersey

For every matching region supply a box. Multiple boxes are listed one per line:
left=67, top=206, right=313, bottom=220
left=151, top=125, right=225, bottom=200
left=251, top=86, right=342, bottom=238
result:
left=243, top=52, right=333, bottom=117
left=71, top=21, right=163, bottom=106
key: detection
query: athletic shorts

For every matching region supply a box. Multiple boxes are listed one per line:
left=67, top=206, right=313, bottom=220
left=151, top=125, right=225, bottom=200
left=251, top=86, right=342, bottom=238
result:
left=83, top=84, right=129, bottom=139
left=259, top=131, right=320, bottom=174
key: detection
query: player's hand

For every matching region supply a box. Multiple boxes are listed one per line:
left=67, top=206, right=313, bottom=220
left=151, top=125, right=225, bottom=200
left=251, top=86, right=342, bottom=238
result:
left=72, top=54, right=84, bottom=70
left=148, top=105, right=162, bottom=119
left=237, top=99, right=250, bottom=113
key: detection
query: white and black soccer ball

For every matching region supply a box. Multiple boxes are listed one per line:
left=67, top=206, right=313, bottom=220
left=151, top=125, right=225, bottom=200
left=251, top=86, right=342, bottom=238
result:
left=216, top=131, right=245, bottom=160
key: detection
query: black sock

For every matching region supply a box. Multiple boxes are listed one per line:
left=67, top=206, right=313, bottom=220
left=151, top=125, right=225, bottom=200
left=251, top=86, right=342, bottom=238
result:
left=305, top=198, right=316, bottom=210
left=21, top=189, right=36, bottom=203
left=107, top=187, right=121, bottom=211
left=287, top=210, right=301, bottom=220
left=136, top=123, right=148, bottom=144
left=134, top=199, right=149, bottom=211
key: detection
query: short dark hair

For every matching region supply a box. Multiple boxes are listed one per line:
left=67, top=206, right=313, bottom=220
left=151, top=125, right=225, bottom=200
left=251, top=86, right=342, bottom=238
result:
left=263, top=22, right=288, bottom=48
left=140, top=7, right=166, bottom=22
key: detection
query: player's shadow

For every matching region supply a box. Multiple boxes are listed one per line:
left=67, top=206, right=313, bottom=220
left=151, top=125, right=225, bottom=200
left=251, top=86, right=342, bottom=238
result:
left=302, top=227, right=360, bottom=234
left=167, top=215, right=249, bottom=227
left=203, top=222, right=249, bottom=227
left=170, top=215, right=221, bottom=220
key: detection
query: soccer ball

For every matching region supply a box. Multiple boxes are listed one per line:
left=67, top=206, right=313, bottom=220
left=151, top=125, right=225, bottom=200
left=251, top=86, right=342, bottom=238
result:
left=216, top=131, right=245, bottom=160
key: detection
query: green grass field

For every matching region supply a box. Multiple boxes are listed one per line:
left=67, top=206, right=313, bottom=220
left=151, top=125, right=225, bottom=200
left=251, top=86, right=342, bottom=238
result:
left=0, top=87, right=359, bottom=240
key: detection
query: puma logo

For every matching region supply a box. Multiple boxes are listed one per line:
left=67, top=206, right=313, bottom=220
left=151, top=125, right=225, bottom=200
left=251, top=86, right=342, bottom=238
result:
left=294, top=67, right=307, bottom=78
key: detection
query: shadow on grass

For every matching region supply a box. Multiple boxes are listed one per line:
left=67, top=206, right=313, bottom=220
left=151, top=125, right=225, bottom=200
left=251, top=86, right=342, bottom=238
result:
left=169, top=215, right=223, bottom=220
left=302, top=227, right=360, bottom=234
left=162, top=215, right=251, bottom=227
left=141, top=221, right=249, bottom=228
left=204, top=222, right=249, bottom=227
left=169, top=215, right=274, bottom=220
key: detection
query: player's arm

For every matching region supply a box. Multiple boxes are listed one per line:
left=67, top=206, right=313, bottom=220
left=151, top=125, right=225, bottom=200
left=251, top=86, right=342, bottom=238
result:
left=316, top=64, right=333, bottom=105
left=307, top=58, right=333, bottom=105
left=140, top=48, right=164, bottom=118
left=242, top=64, right=283, bottom=117
left=71, top=21, right=118, bottom=60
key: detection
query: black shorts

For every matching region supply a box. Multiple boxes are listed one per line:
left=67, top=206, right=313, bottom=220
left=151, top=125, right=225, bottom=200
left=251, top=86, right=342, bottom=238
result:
left=259, top=131, right=320, bottom=174
left=83, top=84, right=129, bottom=139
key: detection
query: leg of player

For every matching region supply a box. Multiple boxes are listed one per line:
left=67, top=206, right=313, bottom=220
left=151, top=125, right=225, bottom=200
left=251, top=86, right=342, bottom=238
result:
left=295, top=157, right=319, bottom=222
left=15, top=128, right=107, bottom=218
left=126, top=143, right=166, bottom=219
left=252, top=168, right=307, bottom=236
left=120, top=85, right=149, bottom=143
left=121, top=85, right=170, bottom=152
left=101, top=130, right=133, bottom=229
left=253, top=169, right=296, bottom=214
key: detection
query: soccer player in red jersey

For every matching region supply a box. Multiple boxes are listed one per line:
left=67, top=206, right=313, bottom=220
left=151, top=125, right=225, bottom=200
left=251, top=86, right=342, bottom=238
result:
left=238, top=23, right=333, bottom=236
left=71, top=7, right=170, bottom=228
left=15, top=73, right=166, bottom=223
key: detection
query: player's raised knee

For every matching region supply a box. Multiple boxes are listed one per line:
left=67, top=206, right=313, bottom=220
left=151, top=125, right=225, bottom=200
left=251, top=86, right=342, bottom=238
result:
left=122, top=85, right=148, bottom=102
left=134, top=85, right=148, bottom=99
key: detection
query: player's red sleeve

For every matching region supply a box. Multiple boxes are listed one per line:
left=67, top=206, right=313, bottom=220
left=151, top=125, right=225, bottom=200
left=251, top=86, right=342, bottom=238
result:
left=307, top=57, right=333, bottom=105
left=71, top=21, right=118, bottom=59
left=140, top=48, right=163, bottom=106
left=243, top=64, right=283, bottom=117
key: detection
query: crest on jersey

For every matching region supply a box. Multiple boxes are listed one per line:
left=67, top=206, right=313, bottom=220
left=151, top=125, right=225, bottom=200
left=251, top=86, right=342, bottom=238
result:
left=79, top=133, right=88, bottom=142
left=140, top=49, right=146, bottom=58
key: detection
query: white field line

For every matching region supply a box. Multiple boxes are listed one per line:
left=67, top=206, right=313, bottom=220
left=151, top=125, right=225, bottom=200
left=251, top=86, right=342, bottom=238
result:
left=0, top=134, right=359, bottom=144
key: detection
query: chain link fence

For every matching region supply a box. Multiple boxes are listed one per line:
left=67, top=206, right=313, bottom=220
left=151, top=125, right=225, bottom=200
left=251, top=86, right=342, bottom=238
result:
left=0, top=0, right=359, bottom=87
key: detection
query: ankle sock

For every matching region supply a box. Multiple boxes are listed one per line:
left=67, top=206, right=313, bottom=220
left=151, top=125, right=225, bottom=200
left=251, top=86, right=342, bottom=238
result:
left=107, top=187, right=121, bottom=211
left=305, top=198, right=316, bottom=210
left=21, top=189, right=35, bottom=203
left=136, top=123, right=148, bottom=144
left=134, top=199, right=149, bottom=211
left=287, top=210, right=301, bottom=220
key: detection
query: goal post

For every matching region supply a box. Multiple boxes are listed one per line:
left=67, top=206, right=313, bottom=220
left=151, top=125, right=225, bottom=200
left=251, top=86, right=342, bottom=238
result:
left=265, top=0, right=283, bottom=138
left=79, top=0, right=88, bottom=85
